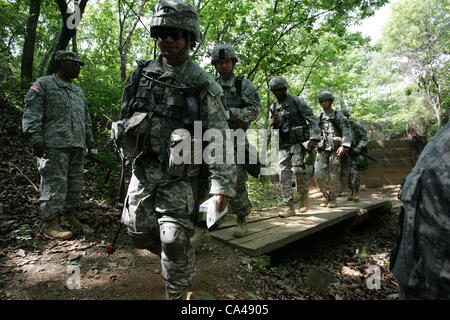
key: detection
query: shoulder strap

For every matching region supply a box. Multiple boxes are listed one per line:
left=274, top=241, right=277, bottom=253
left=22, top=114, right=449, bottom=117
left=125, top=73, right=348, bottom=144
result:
left=120, top=59, right=151, bottom=120
left=234, top=76, right=243, bottom=96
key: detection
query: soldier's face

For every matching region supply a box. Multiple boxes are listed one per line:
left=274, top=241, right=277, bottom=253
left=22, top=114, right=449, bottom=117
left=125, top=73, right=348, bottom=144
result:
left=156, top=27, right=189, bottom=59
left=60, top=60, right=81, bottom=79
left=272, top=89, right=287, bottom=101
left=320, top=100, right=332, bottom=110
left=215, top=58, right=234, bottom=76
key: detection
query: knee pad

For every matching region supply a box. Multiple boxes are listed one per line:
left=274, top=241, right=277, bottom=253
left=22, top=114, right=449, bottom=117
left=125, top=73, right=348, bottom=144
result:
left=160, top=223, right=189, bottom=260
left=127, top=228, right=161, bottom=255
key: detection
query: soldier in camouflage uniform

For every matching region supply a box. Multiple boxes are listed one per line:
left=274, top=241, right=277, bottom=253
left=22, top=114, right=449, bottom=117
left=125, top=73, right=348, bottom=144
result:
left=390, top=122, right=450, bottom=299
left=22, top=50, right=96, bottom=240
left=341, top=109, right=368, bottom=202
left=211, top=44, right=260, bottom=237
left=314, top=91, right=352, bottom=208
left=269, top=76, right=321, bottom=217
left=115, top=0, right=235, bottom=300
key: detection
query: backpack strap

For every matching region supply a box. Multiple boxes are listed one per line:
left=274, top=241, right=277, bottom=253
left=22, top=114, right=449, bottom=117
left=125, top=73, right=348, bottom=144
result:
left=234, top=76, right=243, bottom=96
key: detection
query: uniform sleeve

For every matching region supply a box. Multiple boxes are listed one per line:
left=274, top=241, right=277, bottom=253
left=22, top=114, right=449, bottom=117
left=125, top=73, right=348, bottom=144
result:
left=84, top=97, right=95, bottom=145
left=22, top=80, right=45, bottom=145
left=120, top=67, right=140, bottom=119
left=296, top=97, right=321, bottom=141
left=202, top=81, right=236, bottom=198
left=338, top=112, right=352, bottom=148
left=355, top=122, right=368, bottom=149
left=228, top=79, right=260, bottom=124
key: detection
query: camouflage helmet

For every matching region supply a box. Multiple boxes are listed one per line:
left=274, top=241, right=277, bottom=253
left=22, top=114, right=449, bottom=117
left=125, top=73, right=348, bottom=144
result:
left=269, top=76, right=290, bottom=91
left=150, top=0, right=202, bottom=43
left=341, top=108, right=350, bottom=117
left=211, top=44, right=238, bottom=65
left=317, top=91, right=334, bottom=103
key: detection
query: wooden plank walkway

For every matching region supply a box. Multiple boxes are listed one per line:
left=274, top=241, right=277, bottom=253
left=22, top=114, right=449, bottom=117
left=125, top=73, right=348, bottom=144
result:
left=209, top=198, right=389, bottom=257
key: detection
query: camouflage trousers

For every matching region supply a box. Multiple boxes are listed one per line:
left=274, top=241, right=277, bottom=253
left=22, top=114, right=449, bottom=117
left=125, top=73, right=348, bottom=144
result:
left=121, top=155, right=196, bottom=293
left=278, top=144, right=309, bottom=205
left=314, top=149, right=341, bottom=199
left=229, top=164, right=250, bottom=218
left=37, top=148, right=85, bottom=221
left=340, top=154, right=350, bottom=194
left=348, top=155, right=362, bottom=192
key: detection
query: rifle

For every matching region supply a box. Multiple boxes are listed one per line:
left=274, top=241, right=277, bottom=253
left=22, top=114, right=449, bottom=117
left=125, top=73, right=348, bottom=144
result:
left=349, top=147, right=387, bottom=168
left=107, top=158, right=127, bottom=255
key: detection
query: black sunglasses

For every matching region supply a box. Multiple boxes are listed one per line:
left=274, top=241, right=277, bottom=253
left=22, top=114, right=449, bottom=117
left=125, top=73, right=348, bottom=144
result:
left=64, top=60, right=82, bottom=67
left=154, top=27, right=187, bottom=40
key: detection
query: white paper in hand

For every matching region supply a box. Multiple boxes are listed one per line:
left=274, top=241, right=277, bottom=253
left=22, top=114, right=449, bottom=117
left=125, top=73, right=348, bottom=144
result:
left=199, top=196, right=228, bottom=229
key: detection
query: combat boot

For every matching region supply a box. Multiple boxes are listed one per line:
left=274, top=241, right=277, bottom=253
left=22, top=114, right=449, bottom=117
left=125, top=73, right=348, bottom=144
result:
left=353, top=190, right=360, bottom=202
left=166, top=287, right=188, bottom=300
left=299, top=196, right=309, bottom=213
left=66, top=214, right=94, bottom=235
left=43, top=217, right=73, bottom=240
left=327, top=197, right=337, bottom=208
left=347, top=190, right=354, bottom=201
left=320, top=197, right=328, bottom=207
left=233, top=216, right=248, bottom=238
left=279, top=204, right=295, bottom=218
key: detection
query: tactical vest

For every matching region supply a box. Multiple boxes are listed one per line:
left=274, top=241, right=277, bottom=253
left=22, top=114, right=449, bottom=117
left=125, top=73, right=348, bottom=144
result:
left=317, top=111, right=343, bottom=151
left=318, top=110, right=342, bottom=138
left=270, top=95, right=308, bottom=147
left=114, top=59, right=211, bottom=176
left=217, top=76, right=248, bottom=130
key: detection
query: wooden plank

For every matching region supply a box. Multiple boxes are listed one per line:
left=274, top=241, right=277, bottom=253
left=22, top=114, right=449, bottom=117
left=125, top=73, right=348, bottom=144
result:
left=210, top=199, right=388, bottom=256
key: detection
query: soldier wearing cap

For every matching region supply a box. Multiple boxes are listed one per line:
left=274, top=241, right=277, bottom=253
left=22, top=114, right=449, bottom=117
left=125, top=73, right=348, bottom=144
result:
left=314, top=91, right=352, bottom=208
left=22, top=50, right=96, bottom=240
left=269, top=76, right=321, bottom=217
left=210, top=44, right=260, bottom=237
left=114, top=0, right=235, bottom=299
left=341, top=108, right=368, bottom=202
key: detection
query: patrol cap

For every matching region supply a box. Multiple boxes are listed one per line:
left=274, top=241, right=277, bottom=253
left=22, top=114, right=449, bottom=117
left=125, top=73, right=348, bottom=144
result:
left=211, top=44, right=238, bottom=65
left=55, top=50, right=85, bottom=66
left=269, top=76, right=290, bottom=91
left=150, top=0, right=202, bottom=43
left=317, top=91, right=334, bottom=103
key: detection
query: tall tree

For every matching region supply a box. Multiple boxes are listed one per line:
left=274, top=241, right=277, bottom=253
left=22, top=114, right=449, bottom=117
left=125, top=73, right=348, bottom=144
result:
left=47, top=0, right=89, bottom=75
left=20, top=0, right=41, bottom=93
left=118, top=0, right=150, bottom=82
left=382, top=0, right=449, bottom=129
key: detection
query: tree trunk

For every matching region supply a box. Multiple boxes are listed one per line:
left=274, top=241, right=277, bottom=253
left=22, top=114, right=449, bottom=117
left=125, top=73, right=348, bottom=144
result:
left=46, top=0, right=88, bottom=75
left=38, top=32, right=61, bottom=78
left=119, top=0, right=149, bottom=82
left=20, top=0, right=41, bottom=93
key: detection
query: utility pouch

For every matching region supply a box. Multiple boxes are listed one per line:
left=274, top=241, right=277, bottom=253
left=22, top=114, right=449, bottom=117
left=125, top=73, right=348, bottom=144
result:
left=289, top=125, right=306, bottom=144
left=167, top=129, right=201, bottom=177
left=332, top=137, right=342, bottom=149
left=183, top=95, right=199, bottom=130
left=111, top=112, right=151, bottom=160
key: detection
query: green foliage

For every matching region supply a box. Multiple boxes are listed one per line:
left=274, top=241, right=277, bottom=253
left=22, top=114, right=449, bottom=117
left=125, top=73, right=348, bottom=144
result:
left=381, top=0, right=449, bottom=132
left=247, top=176, right=282, bottom=213
left=252, top=257, right=277, bottom=274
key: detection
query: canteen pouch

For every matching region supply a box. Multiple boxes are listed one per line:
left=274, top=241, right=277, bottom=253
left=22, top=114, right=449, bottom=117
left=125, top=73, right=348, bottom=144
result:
left=111, top=112, right=151, bottom=159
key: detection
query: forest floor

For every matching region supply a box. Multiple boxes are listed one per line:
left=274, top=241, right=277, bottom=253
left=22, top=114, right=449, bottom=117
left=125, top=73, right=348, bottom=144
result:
left=0, top=92, right=402, bottom=301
